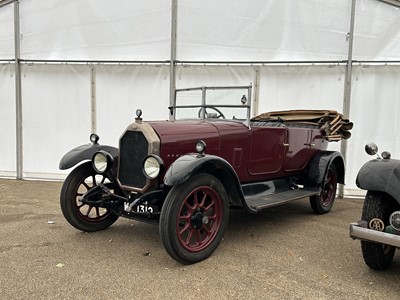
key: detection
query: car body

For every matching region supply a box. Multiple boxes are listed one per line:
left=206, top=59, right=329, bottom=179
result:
left=59, top=85, right=351, bottom=264
left=350, top=143, right=400, bottom=270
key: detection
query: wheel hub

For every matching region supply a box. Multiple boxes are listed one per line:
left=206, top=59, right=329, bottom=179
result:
left=323, top=182, right=332, bottom=191
left=191, top=211, right=208, bottom=228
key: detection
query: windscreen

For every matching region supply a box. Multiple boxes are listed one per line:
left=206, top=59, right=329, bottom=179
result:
left=174, top=86, right=251, bottom=121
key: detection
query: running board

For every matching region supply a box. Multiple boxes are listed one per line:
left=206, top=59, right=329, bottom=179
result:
left=245, top=189, right=319, bottom=212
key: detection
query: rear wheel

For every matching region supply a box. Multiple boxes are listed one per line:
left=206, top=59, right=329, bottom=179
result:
left=159, top=174, right=229, bottom=264
left=360, top=191, right=395, bottom=270
left=60, top=162, right=119, bottom=232
left=310, top=164, right=337, bottom=214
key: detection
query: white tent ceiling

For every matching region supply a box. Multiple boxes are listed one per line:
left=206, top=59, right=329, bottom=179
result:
left=1, top=0, right=400, bottom=195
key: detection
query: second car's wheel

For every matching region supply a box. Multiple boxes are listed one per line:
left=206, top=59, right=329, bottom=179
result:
left=159, top=174, right=229, bottom=264
left=360, top=191, right=396, bottom=270
left=309, top=164, right=337, bottom=214
left=60, top=162, right=119, bottom=232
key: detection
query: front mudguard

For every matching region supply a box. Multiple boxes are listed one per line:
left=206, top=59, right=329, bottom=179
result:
left=163, top=154, right=245, bottom=208
left=306, top=151, right=345, bottom=188
left=356, top=158, right=400, bottom=204
left=164, top=154, right=238, bottom=185
left=59, top=143, right=118, bottom=170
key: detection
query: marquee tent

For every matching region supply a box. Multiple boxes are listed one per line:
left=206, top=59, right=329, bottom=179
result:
left=1, top=0, right=400, bottom=196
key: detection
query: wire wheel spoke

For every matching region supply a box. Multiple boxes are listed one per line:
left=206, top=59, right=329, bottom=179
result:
left=91, top=175, right=97, bottom=186
left=84, top=206, right=93, bottom=217
left=82, top=181, right=91, bottom=190
left=201, top=224, right=211, bottom=235
left=184, top=201, right=196, bottom=213
left=184, top=228, right=195, bottom=245
left=179, top=220, right=190, bottom=235
left=198, top=193, right=208, bottom=208
left=194, top=230, right=202, bottom=245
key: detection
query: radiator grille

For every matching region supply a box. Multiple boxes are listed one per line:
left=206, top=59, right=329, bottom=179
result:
left=118, top=131, right=148, bottom=188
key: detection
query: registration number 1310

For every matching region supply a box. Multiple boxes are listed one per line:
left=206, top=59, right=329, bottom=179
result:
left=136, top=203, right=154, bottom=213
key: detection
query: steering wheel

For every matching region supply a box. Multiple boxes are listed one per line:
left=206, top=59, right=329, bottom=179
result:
left=198, top=107, right=226, bottom=119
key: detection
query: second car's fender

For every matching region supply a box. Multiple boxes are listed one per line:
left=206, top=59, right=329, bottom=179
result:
left=356, top=159, right=400, bottom=204
left=59, top=144, right=118, bottom=170
left=163, top=154, right=245, bottom=207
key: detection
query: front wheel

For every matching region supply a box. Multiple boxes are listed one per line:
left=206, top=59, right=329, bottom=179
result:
left=159, top=174, right=229, bottom=264
left=60, top=162, right=119, bottom=232
left=310, top=164, right=338, bottom=214
left=360, top=191, right=396, bottom=270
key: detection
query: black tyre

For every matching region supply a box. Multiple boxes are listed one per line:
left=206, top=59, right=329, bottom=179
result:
left=60, top=162, right=119, bottom=232
left=310, top=164, right=337, bottom=214
left=360, top=191, right=395, bottom=270
left=159, top=174, right=229, bottom=264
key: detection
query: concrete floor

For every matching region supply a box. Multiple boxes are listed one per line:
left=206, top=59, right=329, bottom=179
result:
left=0, top=178, right=399, bottom=299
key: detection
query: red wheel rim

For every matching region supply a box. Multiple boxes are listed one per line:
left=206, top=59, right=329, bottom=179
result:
left=321, top=169, right=337, bottom=207
left=73, top=174, right=113, bottom=222
left=176, top=186, right=223, bottom=252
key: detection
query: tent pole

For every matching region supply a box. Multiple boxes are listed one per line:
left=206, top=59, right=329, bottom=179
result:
left=90, top=66, right=97, bottom=134
left=169, top=0, right=178, bottom=120
left=339, top=0, right=356, bottom=198
left=252, top=67, right=260, bottom=117
left=14, top=0, right=23, bottom=179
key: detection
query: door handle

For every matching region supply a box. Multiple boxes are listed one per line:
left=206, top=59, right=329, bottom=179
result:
left=304, top=143, right=315, bottom=147
left=283, top=143, right=289, bottom=147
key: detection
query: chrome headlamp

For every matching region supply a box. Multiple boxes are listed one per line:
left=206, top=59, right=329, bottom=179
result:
left=90, top=133, right=99, bottom=144
left=365, top=142, right=378, bottom=156
left=92, top=151, right=114, bottom=173
left=381, top=151, right=391, bottom=160
left=195, top=140, right=207, bottom=157
left=143, top=155, right=164, bottom=179
left=389, top=211, right=400, bottom=231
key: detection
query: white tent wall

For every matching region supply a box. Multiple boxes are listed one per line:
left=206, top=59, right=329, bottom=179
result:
left=257, top=65, right=344, bottom=172
left=0, top=64, right=16, bottom=178
left=0, top=2, right=13, bottom=58
left=177, top=0, right=351, bottom=61
left=0, top=0, right=399, bottom=197
left=18, top=0, right=171, bottom=60
left=176, top=65, right=254, bottom=88
left=21, top=64, right=91, bottom=179
left=14, top=63, right=171, bottom=179
left=258, top=66, right=346, bottom=112
left=96, top=64, right=170, bottom=147
left=0, top=2, right=15, bottom=178
left=346, top=65, right=400, bottom=193
left=353, top=0, right=400, bottom=60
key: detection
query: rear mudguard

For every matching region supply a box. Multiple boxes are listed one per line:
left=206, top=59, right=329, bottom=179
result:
left=356, top=158, right=400, bottom=204
left=163, top=154, right=245, bottom=208
left=59, top=143, right=118, bottom=170
left=306, top=151, right=345, bottom=188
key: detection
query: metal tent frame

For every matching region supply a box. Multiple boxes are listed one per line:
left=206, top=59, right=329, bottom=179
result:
left=1, top=0, right=399, bottom=197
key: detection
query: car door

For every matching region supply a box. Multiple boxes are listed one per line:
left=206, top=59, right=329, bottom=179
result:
left=283, top=127, right=313, bottom=172
left=248, top=125, right=286, bottom=175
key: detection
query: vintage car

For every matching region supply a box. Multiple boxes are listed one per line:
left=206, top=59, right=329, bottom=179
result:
left=59, top=84, right=352, bottom=264
left=350, top=143, right=400, bottom=270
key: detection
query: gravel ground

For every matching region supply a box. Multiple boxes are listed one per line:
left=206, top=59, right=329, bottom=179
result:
left=0, top=178, right=399, bottom=299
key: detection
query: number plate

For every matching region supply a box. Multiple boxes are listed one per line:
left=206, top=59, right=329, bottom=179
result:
left=123, top=201, right=158, bottom=213
left=134, top=202, right=157, bottom=214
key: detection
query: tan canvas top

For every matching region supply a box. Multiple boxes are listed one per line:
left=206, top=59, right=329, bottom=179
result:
left=252, top=109, right=353, bottom=141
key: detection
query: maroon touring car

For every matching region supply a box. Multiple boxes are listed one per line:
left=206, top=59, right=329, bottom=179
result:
left=59, top=85, right=352, bottom=264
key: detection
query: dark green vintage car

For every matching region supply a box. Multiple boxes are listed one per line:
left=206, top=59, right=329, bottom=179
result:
left=350, top=143, right=400, bottom=270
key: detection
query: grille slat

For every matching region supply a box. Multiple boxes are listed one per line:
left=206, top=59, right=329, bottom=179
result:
left=119, top=131, right=148, bottom=188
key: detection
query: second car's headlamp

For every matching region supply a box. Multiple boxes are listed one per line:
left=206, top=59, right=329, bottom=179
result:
left=92, top=151, right=114, bottom=173
left=143, top=155, right=164, bottom=179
